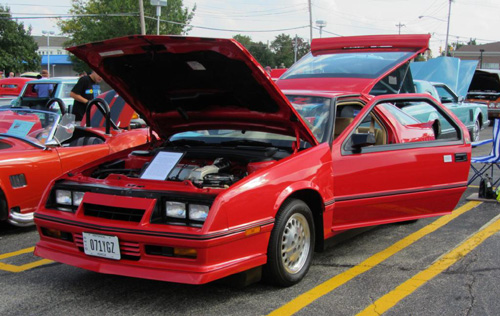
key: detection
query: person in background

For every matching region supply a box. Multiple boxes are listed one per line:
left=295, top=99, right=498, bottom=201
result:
left=33, top=70, right=53, bottom=98
left=8, top=72, right=14, bottom=78
left=70, top=71, right=102, bottom=121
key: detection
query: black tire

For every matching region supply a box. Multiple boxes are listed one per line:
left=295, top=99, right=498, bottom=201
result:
left=264, top=199, right=315, bottom=287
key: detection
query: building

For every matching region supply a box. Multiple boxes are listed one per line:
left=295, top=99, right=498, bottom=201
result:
left=34, top=35, right=75, bottom=77
left=454, top=42, right=500, bottom=70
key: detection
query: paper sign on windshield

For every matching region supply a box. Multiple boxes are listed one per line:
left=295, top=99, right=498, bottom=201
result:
left=7, top=120, right=35, bottom=138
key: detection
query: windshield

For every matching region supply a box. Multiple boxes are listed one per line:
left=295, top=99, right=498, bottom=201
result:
left=286, top=95, right=332, bottom=142
left=0, top=108, right=74, bottom=145
left=282, top=51, right=415, bottom=80
left=168, top=95, right=332, bottom=146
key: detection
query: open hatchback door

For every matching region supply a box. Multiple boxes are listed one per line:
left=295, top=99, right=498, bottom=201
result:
left=277, top=34, right=430, bottom=96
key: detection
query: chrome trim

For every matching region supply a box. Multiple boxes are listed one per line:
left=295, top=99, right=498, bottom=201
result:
left=8, top=211, right=34, bottom=227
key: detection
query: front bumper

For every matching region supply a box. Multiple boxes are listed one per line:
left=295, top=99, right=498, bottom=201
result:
left=34, top=214, right=272, bottom=284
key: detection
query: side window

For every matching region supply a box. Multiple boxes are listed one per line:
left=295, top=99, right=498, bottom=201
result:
left=343, top=98, right=462, bottom=154
left=434, top=85, right=457, bottom=103
left=396, top=100, right=460, bottom=141
left=60, top=84, right=76, bottom=98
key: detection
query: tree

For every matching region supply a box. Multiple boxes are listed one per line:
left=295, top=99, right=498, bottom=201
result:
left=0, top=6, right=40, bottom=74
left=59, top=0, right=196, bottom=72
left=233, top=34, right=274, bottom=67
left=467, top=38, right=477, bottom=46
left=271, top=34, right=309, bottom=68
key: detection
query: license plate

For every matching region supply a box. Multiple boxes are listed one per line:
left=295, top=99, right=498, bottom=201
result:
left=82, top=232, right=121, bottom=260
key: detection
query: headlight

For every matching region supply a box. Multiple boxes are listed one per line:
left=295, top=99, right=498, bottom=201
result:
left=56, top=190, right=72, bottom=205
left=166, top=201, right=186, bottom=218
left=72, top=191, right=85, bottom=206
left=53, top=189, right=86, bottom=211
left=164, top=200, right=210, bottom=225
left=189, top=204, right=209, bottom=221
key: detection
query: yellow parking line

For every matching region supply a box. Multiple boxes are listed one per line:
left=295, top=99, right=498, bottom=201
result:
left=357, top=213, right=500, bottom=316
left=0, top=246, right=35, bottom=260
left=0, top=246, right=53, bottom=272
left=268, top=201, right=482, bottom=316
left=0, top=259, right=53, bottom=273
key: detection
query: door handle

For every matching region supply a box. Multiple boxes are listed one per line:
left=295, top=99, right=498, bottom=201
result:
left=454, top=153, right=468, bottom=162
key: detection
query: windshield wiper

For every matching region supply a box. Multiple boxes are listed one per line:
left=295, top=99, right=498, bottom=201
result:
left=220, top=139, right=274, bottom=147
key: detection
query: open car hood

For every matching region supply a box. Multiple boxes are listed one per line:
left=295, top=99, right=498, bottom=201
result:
left=410, top=57, right=478, bottom=98
left=277, top=34, right=430, bottom=95
left=68, top=35, right=317, bottom=145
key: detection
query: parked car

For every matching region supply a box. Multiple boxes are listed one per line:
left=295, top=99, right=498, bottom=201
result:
left=0, top=77, right=35, bottom=106
left=34, top=34, right=470, bottom=287
left=409, top=80, right=488, bottom=141
left=9, top=77, right=79, bottom=113
left=0, top=94, right=151, bottom=227
left=466, top=69, right=500, bottom=119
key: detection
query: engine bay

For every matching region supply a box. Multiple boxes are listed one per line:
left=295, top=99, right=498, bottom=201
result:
left=89, top=144, right=291, bottom=189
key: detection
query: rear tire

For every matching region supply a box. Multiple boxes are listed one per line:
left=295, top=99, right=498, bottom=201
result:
left=264, top=199, right=315, bottom=287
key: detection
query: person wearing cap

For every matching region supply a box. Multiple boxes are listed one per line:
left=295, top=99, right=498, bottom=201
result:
left=70, top=71, right=102, bottom=121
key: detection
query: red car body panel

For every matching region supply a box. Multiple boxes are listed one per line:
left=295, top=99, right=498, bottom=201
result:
left=0, top=77, right=34, bottom=97
left=34, top=34, right=471, bottom=285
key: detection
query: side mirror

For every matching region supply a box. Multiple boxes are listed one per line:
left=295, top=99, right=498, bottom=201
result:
left=351, top=132, right=376, bottom=149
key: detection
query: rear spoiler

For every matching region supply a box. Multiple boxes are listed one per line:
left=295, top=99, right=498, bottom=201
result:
left=312, top=34, right=430, bottom=53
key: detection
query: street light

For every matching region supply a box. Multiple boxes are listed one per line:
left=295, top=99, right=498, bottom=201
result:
left=150, top=0, right=167, bottom=35
left=316, top=20, right=327, bottom=38
left=42, top=30, right=55, bottom=77
left=419, top=9, right=452, bottom=56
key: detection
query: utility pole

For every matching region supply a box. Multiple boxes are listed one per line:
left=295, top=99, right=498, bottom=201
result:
left=308, top=0, right=312, bottom=43
left=445, top=0, right=453, bottom=56
left=395, top=22, right=405, bottom=35
left=139, top=0, right=146, bottom=35
left=294, top=35, right=298, bottom=63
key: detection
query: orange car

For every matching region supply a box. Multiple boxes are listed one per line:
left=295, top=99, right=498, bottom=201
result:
left=0, top=91, right=151, bottom=226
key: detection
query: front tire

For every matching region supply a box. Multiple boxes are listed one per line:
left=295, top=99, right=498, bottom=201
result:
left=264, top=199, right=315, bottom=287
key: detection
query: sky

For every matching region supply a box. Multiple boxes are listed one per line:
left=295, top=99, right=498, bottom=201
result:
left=5, top=0, right=500, bottom=57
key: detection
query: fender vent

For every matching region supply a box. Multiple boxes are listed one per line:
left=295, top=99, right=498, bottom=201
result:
left=9, top=174, right=27, bottom=188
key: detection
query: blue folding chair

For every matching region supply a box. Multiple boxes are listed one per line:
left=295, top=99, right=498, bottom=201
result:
left=468, top=119, right=500, bottom=186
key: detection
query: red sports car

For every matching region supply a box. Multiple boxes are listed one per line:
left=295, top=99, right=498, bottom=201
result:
left=34, top=34, right=470, bottom=286
left=1, top=92, right=151, bottom=226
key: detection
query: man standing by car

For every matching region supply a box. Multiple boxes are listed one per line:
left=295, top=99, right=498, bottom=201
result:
left=70, top=71, right=102, bottom=121
left=34, top=70, right=53, bottom=98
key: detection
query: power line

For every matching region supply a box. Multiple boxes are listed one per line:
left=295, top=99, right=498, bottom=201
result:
left=144, top=16, right=309, bottom=33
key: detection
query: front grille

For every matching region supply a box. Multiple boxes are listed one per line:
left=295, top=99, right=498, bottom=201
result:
left=74, top=233, right=141, bottom=261
left=83, top=203, right=145, bottom=222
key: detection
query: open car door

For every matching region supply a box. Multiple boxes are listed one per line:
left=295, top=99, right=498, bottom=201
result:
left=330, top=94, right=471, bottom=231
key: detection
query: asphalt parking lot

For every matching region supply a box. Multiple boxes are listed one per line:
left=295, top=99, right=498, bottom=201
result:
left=1, top=125, right=499, bottom=316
